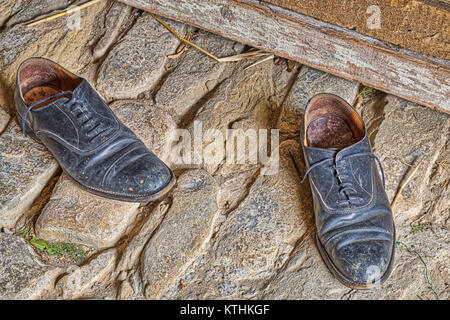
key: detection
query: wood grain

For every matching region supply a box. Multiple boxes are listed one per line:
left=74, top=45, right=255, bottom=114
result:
left=118, top=0, right=450, bottom=113
left=264, top=0, right=450, bottom=60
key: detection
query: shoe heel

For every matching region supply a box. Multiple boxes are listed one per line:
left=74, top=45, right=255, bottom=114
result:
left=15, top=115, right=41, bottom=143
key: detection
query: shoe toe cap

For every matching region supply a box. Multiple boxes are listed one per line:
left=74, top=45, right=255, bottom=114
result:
left=103, top=149, right=174, bottom=200
left=331, top=239, right=394, bottom=287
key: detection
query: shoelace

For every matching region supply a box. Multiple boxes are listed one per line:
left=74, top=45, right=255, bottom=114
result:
left=22, top=91, right=106, bottom=142
left=22, top=91, right=72, bottom=137
left=301, top=152, right=385, bottom=206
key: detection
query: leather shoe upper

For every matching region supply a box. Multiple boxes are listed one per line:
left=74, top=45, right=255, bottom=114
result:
left=15, top=57, right=175, bottom=202
left=301, top=93, right=395, bottom=288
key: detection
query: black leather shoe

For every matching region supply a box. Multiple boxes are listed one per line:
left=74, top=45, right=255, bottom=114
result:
left=301, top=93, right=395, bottom=289
left=15, top=57, right=176, bottom=202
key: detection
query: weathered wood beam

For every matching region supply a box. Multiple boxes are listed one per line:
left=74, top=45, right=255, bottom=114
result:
left=118, top=0, right=450, bottom=113
left=265, top=0, right=450, bottom=60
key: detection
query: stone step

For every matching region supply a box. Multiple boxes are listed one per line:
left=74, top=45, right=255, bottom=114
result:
left=0, top=233, right=65, bottom=300
left=96, top=12, right=186, bottom=101
left=372, top=95, right=450, bottom=224
left=0, top=121, right=59, bottom=229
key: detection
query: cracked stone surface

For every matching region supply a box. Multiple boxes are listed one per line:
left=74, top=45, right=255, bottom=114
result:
left=0, top=1, right=448, bottom=300
left=34, top=173, right=141, bottom=249
left=142, top=169, right=219, bottom=299
left=155, top=31, right=244, bottom=123
left=92, top=2, right=132, bottom=62
left=0, top=0, right=108, bottom=112
left=0, top=233, right=64, bottom=300
left=96, top=12, right=185, bottom=101
left=0, top=122, right=59, bottom=229
left=0, top=0, right=69, bottom=28
left=58, top=248, right=117, bottom=299
left=0, top=106, right=9, bottom=134
left=110, top=99, right=177, bottom=163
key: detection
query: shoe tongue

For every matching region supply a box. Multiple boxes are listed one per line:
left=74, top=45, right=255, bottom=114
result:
left=28, top=90, right=72, bottom=110
left=337, top=134, right=371, bottom=158
left=304, top=145, right=338, bottom=165
left=304, top=133, right=371, bottom=164
left=72, top=78, right=90, bottom=99
left=27, top=80, right=88, bottom=110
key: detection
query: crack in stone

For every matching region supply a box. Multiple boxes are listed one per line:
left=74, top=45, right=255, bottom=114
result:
left=91, top=3, right=134, bottom=63
left=14, top=169, right=63, bottom=232
left=93, top=7, right=141, bottom=85
left=177, top=77, right=230, bottom=129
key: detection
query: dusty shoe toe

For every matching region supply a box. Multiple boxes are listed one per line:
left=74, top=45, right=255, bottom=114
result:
left=331, top=239, right=394, bottom=288
left=102, top=147, right=175, bottom=202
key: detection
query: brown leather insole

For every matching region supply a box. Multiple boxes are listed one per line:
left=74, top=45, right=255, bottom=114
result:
left=306, top=115, right=356, bottom=150
left=23, top=85, right=71, bottom=109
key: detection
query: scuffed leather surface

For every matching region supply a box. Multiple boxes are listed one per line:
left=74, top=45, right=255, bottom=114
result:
left=301, top=98, right=395, bottom=286
left=304, top=137, right=375, bottom=210
left=16, top=76, right=173, bottom=201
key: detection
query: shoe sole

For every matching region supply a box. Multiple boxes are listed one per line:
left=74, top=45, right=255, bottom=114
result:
left=315, top=228, right=396, bottom=290
left=66, top=169, right=176, bottom=203
left=16, top=115, right=177, bottom=203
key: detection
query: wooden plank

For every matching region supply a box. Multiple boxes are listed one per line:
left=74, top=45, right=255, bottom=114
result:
left=264, top=0, right=450, bottom=60
left=118, top=0, right=450, bottom=113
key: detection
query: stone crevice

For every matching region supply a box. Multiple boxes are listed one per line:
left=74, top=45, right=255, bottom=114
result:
left=124, top=201, right=172, bottom=271
left=91, top=4, right=138, bottom=67
left=177, top=75, right=232, bottom=129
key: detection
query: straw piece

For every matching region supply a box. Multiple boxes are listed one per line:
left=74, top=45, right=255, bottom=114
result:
left=217, top=50, right=270, bottom=62
left=391, top=156, right=425, bottom=210
left=27, top=0, right=104, bottom=27
left=150, top=13, right=270, bottom=63
left=244, top=54, right=275, bottom=70
left=150, top=13, right=220, bottom=62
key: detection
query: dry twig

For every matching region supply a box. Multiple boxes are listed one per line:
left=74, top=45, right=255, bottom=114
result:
left=168, top=32, right=193, bottom=59
left=391, top=156, right=425, bottom=211
left=437, top=159, right=449, bottom=171
left=150, top=13, right=271, bottom=63
left=244, top=54, right=275, bottom=70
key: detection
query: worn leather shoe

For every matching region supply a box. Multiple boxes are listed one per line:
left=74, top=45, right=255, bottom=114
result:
left=15, top=57, right=176, bottom=202
left=301, top=93, right=395, bottom=289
